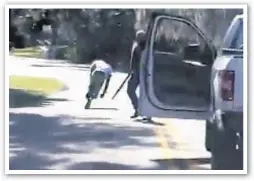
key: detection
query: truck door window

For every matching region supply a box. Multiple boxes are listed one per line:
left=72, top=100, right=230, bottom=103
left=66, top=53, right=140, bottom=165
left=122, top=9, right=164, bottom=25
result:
left=151, top=17, right=212, bottom=109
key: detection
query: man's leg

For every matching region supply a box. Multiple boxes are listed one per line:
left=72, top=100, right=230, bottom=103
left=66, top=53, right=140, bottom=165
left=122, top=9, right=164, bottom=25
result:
left=85, top=72, right=95, bottom=109
left=86, top=72, right=95, bottom=100
left=93, top=72, right=106, bottom=98
left=88, top=71, right=105, bottom=99
left=127, top=73, right=139, bottom=118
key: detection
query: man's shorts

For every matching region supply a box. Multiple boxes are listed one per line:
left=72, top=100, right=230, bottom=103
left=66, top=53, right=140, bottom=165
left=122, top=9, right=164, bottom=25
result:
left=87, top=70, right=106, bottom=99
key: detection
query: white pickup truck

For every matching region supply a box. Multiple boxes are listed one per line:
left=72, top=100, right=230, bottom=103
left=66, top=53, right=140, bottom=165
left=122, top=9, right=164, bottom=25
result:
left=138, top=13, right=244, bottom=170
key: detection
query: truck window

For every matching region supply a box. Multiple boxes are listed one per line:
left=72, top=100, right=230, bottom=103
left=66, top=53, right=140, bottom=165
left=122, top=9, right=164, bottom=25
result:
left=231, top=19, right=243, bottom=49
left=151, top=17, right=211, bottom=109
left=227, top=18, right=243, bottom=50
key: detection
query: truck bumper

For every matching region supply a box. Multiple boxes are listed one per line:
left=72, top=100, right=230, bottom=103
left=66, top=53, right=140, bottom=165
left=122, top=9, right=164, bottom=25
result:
left=214, top=110, right=243, bottom=151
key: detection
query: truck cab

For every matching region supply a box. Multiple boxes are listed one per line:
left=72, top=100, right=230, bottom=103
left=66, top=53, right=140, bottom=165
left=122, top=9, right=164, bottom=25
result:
left=138, top=12, right=244, bottom=170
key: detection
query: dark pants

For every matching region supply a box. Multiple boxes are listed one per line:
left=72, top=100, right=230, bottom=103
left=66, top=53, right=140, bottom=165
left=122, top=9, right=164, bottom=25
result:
left=86, top=71, right=105, bottom=99
left=127, top=72, right=139, bottom=111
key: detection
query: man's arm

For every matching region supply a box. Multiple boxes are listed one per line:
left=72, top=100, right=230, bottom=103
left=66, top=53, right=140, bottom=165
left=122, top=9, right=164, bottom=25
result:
left=101, top=75, right=111, bottom=97
left=90, top=62, right=96, bottom=76
left=129, top=42, right=139, bottom=73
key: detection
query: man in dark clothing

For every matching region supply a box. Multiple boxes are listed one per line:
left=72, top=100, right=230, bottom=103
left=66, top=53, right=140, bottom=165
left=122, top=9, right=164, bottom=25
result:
left=127, top=30, right=151, bottom=120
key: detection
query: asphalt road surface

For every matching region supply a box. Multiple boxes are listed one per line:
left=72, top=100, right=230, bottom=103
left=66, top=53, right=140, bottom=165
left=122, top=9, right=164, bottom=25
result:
left=8, top=56, right=211, bottom=170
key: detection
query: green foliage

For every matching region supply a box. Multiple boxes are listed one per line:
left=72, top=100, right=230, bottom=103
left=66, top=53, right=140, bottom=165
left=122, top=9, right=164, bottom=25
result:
left=11, top=47, right=43, bottom=58
left=9, top=75, right=65, bottom=95
left=10, top=8, right=243, bottom=69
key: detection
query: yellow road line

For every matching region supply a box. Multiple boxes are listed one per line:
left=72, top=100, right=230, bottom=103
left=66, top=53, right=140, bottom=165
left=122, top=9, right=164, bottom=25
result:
left=155, top=119, right=181, bottom=170
left=163, top=119, right=204, bottom=170
left=155, top=118, right=195, bottom=170
left=164, top=119, right=183, bottom=145
left=155, top=125, right=171, bottom=160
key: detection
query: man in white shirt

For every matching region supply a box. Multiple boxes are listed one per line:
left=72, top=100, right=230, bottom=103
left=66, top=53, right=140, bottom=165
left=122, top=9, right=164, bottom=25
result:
left=85, top=59, right=113, bottom=108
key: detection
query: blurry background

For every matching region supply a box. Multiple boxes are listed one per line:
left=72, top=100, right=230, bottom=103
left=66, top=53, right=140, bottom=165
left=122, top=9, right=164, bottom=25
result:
left=9, top=8, right=243, bottom=71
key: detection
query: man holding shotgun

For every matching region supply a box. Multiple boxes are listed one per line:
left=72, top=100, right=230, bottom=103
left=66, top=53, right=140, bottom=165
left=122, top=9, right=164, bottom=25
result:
left=126, top=30, right=152, bottom=121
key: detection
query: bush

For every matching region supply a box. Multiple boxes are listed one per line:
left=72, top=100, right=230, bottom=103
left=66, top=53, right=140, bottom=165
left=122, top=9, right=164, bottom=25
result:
left=9, top=8, right=243, bottom=70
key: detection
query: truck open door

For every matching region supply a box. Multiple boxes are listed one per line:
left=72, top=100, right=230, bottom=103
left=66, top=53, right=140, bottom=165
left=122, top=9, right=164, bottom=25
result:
left=139, top=13, right=217, bottom=120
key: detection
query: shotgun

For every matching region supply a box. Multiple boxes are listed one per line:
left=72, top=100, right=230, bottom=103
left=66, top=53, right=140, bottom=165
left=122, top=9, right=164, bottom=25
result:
left=111, top=73, right=131, bottom=99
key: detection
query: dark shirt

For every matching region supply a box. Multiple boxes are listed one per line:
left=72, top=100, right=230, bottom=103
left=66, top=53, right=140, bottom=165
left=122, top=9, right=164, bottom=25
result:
left=129, top=41, right=143, bottom=73
left=31, top=18, right=52, bottom=33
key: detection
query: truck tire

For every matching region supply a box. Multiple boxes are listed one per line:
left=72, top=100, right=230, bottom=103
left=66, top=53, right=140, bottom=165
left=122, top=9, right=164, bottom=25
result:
left=212, top=148, right=243, bottom=170
left=211, top=115, right=243, bottom=170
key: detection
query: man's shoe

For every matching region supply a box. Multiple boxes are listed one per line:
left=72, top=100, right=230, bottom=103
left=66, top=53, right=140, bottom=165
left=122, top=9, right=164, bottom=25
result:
left=130, top=111, right=139, bottom=118
left=84, top=98, right=92, bottom=109
left=142, top=116, right=153, bottom=122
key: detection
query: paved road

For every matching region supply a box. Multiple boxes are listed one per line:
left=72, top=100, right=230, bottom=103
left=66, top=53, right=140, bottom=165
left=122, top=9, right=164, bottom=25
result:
left=8, top=56, right=211, bottom=170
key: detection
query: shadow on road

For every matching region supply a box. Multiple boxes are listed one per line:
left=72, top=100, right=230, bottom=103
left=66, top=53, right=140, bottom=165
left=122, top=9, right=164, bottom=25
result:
left=150, top=158, right=211, bottom=170
left=9, top=152, right=69, bottom=170
left=9, top=111, right=214, bottom=170
left=64, top=115, right=112, bottom=121
left=64, top=157, right=211, bottom=170
left=134, top=118, right=165, bottom=126
left=9, top=89, right=69, bottom=108
left=9, top=112, right=158, bottom=170
left=67, top=161, right=140, bottom=170
left=31, top=63, right=90, bottom=71
left=89, top=107, right=118, bottom=111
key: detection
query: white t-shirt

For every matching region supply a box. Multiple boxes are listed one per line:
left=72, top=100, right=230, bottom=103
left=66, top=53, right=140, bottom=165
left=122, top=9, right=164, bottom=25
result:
left=91, top=60, right=113, bottom=76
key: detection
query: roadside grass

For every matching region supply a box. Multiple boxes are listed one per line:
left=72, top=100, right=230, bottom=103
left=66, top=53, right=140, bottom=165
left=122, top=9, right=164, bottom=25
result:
left=9, top=75, right=66, bottom=108
left=11, top=47, right=43, bottom=58
left=9, top=75, right=65, bottom=95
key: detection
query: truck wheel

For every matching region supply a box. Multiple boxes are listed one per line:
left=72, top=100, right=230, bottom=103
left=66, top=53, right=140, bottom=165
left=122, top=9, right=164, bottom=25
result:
left=212, top=149, right=243, bottom=170
left=211, top=117, right=243, bottom=170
